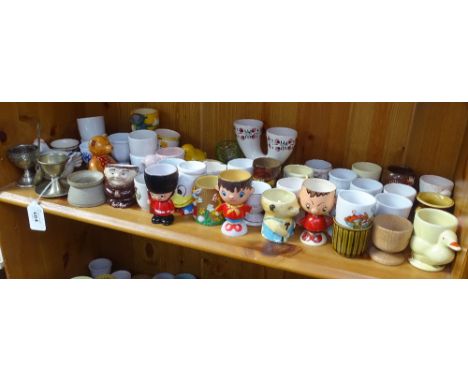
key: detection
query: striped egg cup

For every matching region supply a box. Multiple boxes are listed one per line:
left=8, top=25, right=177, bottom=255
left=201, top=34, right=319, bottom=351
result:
left=332, top=219, right=372, bottom=258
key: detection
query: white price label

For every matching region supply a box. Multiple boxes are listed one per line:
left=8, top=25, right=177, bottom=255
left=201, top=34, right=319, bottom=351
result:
left=27, top=201, right=46, bottom=231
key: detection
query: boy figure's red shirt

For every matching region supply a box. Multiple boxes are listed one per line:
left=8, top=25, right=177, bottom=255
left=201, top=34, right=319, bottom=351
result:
left=216, top=203, right=251, bottom=220
left=300, top=213, right=333, bottom=232
left=150, top=199, right=175, bottom=216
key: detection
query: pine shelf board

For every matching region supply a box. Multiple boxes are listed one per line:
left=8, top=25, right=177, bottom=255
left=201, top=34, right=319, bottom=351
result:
left=0, top=185, right=452, bottom=279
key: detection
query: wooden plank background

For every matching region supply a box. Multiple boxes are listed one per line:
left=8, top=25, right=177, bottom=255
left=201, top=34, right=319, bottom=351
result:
left=0, top=102, right=467, bottom=278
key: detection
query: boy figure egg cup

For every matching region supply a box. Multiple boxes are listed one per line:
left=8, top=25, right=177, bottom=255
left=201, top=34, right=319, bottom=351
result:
left=299, top=178, right=336, bottom=246
left=144, top=163, right=179, bottom=226
left=216, top=169, right=254, bottom=237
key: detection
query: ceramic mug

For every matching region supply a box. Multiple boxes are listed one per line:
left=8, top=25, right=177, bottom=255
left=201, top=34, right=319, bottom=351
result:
left=134, top=173, right=149, bottom=211
left=375, top=193, right=413, bottom=218
left=205, top=160, right=227, bottom=175
left=383, top=183, right=417, bottom=203
left=276, top=177, right=305, bottom=197
left=419, top=175, right=454, bottom=197
left=350, top=178, right=383, bottom=196
left=227, top=158, right=254, bottom=174
left=108, top=133, right=130, bottom=163
left=253, top=157, right=281, bottom=185
left=192, top=175, right=224, bottom=226
left=416, top=192, right=454, bottom=212
left=77, top=116, right=106, bottom=141
left=89, top=258, right=112, bottom=278
left=332, top=219, right=372, bottom=258
left=305, top=159, right=332, bottom=179
left=335, top=190, right=376, bottom=229
left=154, top=128, right=181, bottom=148
left=245, top=180, right=272, bottom=227
left=351, top=162, right=382, bottom=180
left=128, top=129, right=158, bottom=156
left=130, top=108, right=159, bottom=131
left=329, top=168, right=358, bottom=191
left=283, top=164, right=313, bottom=179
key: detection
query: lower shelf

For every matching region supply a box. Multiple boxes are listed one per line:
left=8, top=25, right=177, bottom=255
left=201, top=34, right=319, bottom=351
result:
left=0, top=185, right=452, bottom=279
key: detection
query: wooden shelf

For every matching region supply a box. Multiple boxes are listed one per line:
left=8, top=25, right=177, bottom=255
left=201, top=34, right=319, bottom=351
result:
left=0, top=185, right=452, bottom=279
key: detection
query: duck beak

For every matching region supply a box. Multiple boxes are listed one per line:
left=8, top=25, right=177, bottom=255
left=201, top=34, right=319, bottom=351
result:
left=449, top=242, right=461, bottom=251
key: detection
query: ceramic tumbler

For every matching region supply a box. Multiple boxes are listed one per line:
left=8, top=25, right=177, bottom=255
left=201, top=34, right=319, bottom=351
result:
left=419, top=175, right=454, bottom=197
left=283, top=164, right=313, bottom=179
left=332, top=219, right=372, bottom=258
left=130, top=108, right=159, bottom=131
left=383, top=183, right=417, bottom=203
left=245, top=180, right=272, bottom=227
left=335, top=190, right=376, bottom=229
left=276, top=177, right=305, bottom=197
left=205, top=160, right=227, bottom=175
left=89, top=258, right=112, bottom=278
left=154, top=128, right=181, bottom=148
left=351, top=162, right=382, bottom=180
left=192, top=175, right=224, bottom=226
left=252, top=157, right=281, bottom=186
left=108, top=133, right=130, bottom=163
left=382, top=165, right=416, bottom=186
left=350, top=178, right=383, bottom=196
left=375, top=193, right=412, bottom=219
left=77, top=116, right=106, bottom=141
left=134, top=173, right=150, bottom=211
left=130, top=154, right=146, bottom=173
left=128, top=129, right=158, bottom=156
left=328, top=168, right=358, bottom=191
left=305, top=159, right=332, bottom=179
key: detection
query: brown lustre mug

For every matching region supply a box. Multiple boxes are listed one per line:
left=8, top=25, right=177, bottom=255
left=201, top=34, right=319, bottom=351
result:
left=382, top=165, right=416, bottom=186
left=253, top=157, right=282, bottom=186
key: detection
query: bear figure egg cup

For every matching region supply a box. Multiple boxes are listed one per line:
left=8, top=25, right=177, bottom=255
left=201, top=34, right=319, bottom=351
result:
left=216, top=169, right=254, bottom=237
left=144, top=163, right=179, bottom=226
left=298, top=178, right=336, bottom=246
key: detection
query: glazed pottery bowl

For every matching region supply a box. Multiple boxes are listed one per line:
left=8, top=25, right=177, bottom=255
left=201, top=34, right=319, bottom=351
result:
left=108, top=133, right=130, bottom=163
left=266, top=127, right=298, bottom=164
left=88, top=258, right=112, bottom=278
left=227, top=158, right=254, bottom=174
left=130, top=108, right=159, bottom=131
left=335, top=190, right=376, bottom=229
left=192, top=175, right=224, bottom=226
left=128, top=129, right=158, bottom=156
left=351, top=162, right=382, bottom=180
left=277, top=177, right=305, bottom=197
left=382, top=165, right=416, bottom=186
left=332, top=219, right=372, bottom=258
left=253, top=157, right=281, bottom=185
left=283, top=164, right=313, bottom=179
left=383, top=183, right=417, bottom=203
left=419, top=175, right=454, bottom=197
left=305, top=159, right=332, bottom=179
left=328, top=168, right=358, bottom=191
left=372, top=214, right=413, bottom=253
left=134, top=173, right=149, bottom=211
left=144, top=163, right=179, bottom=195
left=67, top=170, right=106, bottom=208
left=245, top=180, right=272, bottom=226
left=154, top=128, right=181, bottom=148
left=416, top=192, right=454, bottom=211
left=375, top=193, right=412, bottom=218
left=350, top=178, right=383, bottom=196
left=77, top=116, right=106, bottom=141
left=50, top=138, right=80, bottom=152
left=413, top=208, right=458, bottom=244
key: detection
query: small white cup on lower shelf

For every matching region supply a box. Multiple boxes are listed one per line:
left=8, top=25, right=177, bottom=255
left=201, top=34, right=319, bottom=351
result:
left=88, top=258, right=112, bottom=278
left=112, top=270, right=132, bottom=279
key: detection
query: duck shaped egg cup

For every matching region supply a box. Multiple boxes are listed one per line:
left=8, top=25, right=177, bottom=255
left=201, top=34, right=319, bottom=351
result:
left=144, top=163, right=179, bottom=226
left=216, top=169, right=254, bottom=237
left=409, top=208, right=461, bottom=272
left=172, top=161, right=207, bottom=216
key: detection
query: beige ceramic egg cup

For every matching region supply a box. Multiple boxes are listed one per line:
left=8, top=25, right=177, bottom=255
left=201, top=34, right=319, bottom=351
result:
left=369, top=214, right=413, bottom=266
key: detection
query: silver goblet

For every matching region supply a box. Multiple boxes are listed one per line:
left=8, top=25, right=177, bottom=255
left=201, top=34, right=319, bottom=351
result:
left=7, top=144, right=39, bottom=187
